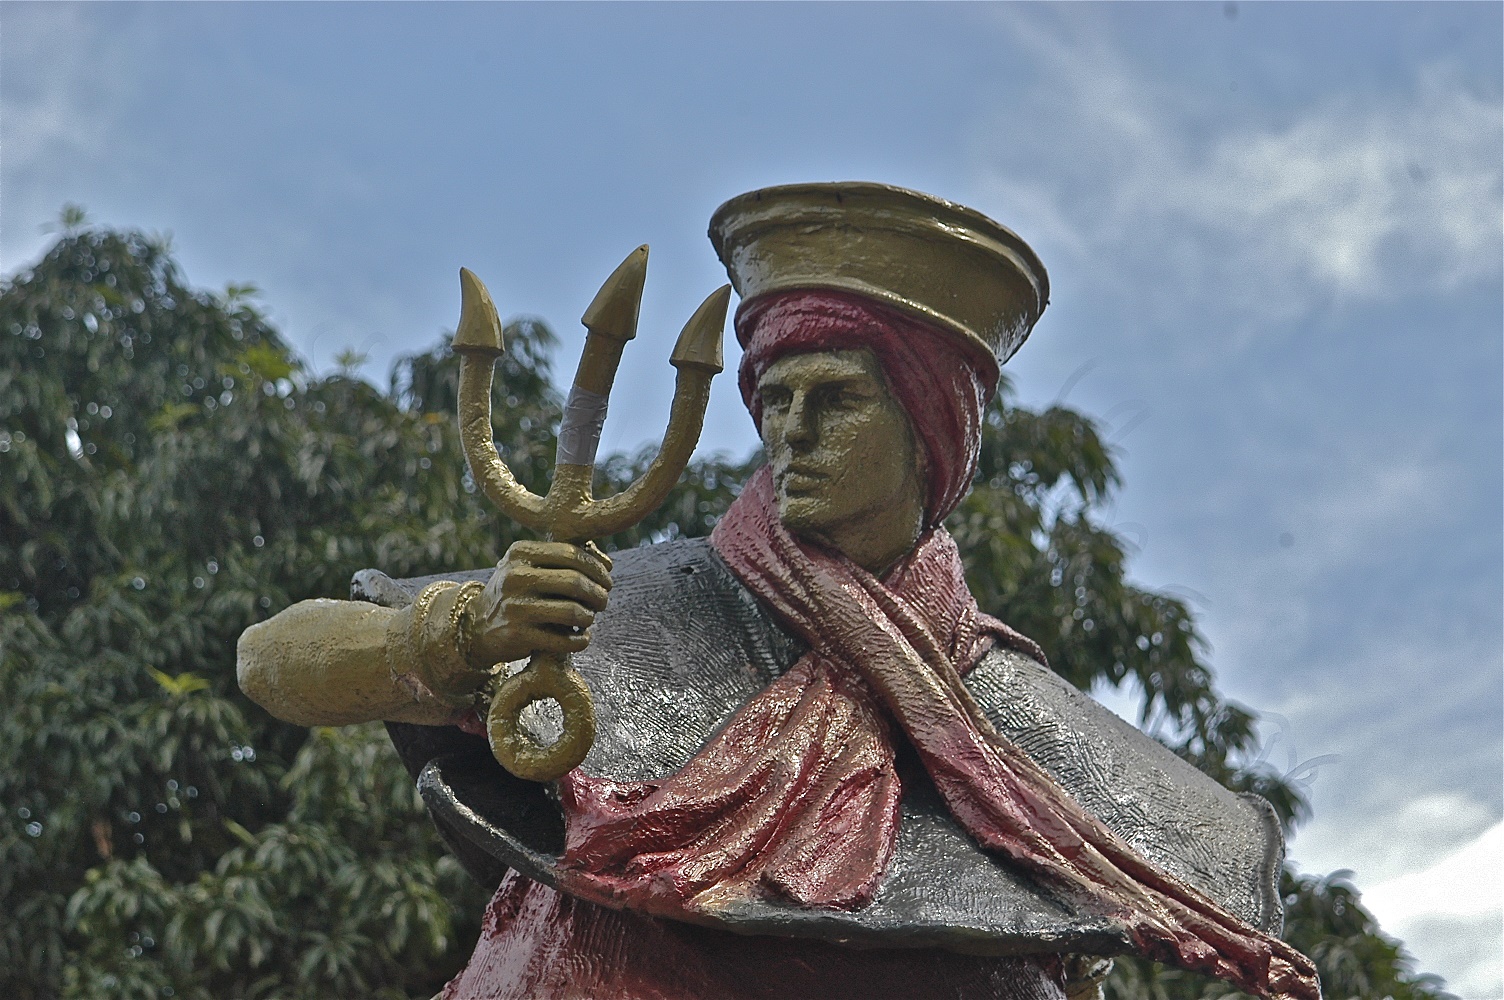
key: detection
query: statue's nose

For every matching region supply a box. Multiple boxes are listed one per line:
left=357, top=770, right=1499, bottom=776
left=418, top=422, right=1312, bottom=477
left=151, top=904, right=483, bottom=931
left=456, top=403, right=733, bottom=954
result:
left=783, top=393, right=817, bottom=448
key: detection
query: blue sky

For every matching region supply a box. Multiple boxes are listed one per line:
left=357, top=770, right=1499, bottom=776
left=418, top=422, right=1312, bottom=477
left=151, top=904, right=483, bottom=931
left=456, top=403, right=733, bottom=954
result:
left=4, top=3, right=1500, bottom=993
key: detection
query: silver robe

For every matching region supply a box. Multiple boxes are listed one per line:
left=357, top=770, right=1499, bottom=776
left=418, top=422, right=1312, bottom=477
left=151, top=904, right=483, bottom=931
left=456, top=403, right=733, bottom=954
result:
left=356, top=537, right=1285, bottom=958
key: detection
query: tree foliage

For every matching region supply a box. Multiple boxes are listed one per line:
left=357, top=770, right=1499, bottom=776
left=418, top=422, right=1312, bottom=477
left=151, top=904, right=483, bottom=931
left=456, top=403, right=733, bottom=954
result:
left=1, top=228, right=538, bottom=999
left=2, top=225, right=1449, bottom=999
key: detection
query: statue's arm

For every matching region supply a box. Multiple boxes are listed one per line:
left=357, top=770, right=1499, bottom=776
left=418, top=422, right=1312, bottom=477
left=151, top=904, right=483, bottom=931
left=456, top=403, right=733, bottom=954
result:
left=237, top=540, right=613, bottom=728
left=236, top=592, right=473, bottom=727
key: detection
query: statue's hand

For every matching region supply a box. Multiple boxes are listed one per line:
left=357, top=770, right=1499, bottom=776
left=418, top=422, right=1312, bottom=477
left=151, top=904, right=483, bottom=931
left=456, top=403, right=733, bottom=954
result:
left=463, top=540, right=614, bottom=670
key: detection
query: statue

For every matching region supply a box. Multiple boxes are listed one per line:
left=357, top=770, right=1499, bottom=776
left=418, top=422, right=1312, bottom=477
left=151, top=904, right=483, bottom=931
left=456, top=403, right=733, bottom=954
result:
left=237, top=183, right=1321, bottom=1000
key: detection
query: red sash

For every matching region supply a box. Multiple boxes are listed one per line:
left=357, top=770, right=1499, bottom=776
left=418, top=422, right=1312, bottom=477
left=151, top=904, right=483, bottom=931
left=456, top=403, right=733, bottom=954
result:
left=556, top=468, right=1319, bottom=1000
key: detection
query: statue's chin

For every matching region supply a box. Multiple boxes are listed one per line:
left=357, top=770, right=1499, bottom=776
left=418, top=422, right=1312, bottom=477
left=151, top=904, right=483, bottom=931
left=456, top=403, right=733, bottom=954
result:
left=775, top=494, right=838, bottom=542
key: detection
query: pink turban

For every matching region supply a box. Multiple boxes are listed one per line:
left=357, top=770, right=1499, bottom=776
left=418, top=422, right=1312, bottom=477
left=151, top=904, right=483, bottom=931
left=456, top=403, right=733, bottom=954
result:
left=736, top=290, right=999, bottom=526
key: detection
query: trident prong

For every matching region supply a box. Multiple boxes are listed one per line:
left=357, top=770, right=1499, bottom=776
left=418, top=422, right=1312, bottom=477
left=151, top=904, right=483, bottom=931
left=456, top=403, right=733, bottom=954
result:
left=455, top=267, right=549, bottom=532
left=451, top=249, right=729, bottom=781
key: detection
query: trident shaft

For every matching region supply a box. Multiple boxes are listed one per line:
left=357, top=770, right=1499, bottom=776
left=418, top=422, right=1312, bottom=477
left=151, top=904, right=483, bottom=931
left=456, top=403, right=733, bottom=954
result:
left=452, top=247, right=729, bottom=781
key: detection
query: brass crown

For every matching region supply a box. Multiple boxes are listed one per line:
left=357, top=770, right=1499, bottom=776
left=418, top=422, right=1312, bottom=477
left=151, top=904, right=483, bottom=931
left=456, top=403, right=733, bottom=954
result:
left=708, top=182, right=1049, bottom=368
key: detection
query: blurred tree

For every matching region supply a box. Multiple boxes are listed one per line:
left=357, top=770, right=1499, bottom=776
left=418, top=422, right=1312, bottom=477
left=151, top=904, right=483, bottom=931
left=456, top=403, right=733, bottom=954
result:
left=0, top=227, right=543, bottom=999
left=1, top=225, right=1449, bottom=999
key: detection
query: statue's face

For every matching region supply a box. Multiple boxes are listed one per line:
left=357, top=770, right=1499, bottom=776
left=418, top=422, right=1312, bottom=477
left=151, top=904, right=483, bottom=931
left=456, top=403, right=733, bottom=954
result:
left=757, top=348, right=925, bottom=572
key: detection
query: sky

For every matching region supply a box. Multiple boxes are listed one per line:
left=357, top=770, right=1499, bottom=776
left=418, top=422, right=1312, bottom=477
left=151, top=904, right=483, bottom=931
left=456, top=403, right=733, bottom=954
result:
left=3, top=2, right=1500, bottom=994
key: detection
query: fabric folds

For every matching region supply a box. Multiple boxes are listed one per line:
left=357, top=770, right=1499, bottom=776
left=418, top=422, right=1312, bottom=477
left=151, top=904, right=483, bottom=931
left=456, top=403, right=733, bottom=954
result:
left=557, top=470, right=1318, bottom=999
left=552, top=289, right=1318, bottom=999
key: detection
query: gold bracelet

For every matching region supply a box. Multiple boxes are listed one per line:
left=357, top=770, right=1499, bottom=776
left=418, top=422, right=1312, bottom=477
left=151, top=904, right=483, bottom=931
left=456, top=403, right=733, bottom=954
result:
left=448, top=580, right=486, bottom=664
left=410, top=580, right=452, bottom=640
left=410, top=580, right=491, bottom=706
left=387, top=583, right=454, bottom=702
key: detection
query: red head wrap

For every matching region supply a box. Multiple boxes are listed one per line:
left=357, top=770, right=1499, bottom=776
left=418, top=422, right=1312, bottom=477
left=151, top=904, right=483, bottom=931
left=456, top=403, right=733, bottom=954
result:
left=736, top=290, right=999, bottom=526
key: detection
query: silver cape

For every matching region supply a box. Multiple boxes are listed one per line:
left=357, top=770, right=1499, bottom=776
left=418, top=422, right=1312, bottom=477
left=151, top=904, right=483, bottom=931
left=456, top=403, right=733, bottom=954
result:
left=355, top=537, right=1284, bottom=957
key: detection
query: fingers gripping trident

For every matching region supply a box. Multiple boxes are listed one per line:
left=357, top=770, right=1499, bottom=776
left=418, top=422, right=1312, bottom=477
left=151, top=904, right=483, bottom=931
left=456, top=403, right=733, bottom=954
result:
left=452, top=247, right=730, bottom=781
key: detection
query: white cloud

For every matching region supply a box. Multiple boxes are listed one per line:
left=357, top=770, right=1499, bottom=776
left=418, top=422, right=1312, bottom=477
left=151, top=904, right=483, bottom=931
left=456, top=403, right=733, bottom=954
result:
left=1162, top=65, right=1501, bottom=302
left=1089, top=673, right=1148, bottom=726
left=1395, top=912, right=1503, bottom=1000
left=1294, top=789, right=1499, bottom=888
left=1246, top=613, right=1501, bottom=994
left=1, top=5, right=103, bottom=172
left=0, top=5, right=147, bottom=270
left=976, top=12, right=1502, bottom=326
left=1362, top=822, right=1503, bottom=999
left=1365, top=819, right=1503, bottom=922
left=968, top=17, right=1503, bottom=991
left=1176, top=427, right=1470, bottom=683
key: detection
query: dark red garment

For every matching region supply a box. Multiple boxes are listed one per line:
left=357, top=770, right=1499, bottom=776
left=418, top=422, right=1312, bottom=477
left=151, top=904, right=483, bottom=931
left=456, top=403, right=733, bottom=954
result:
left=555, top=469, right=1038, bottom=914
left=441, top=871, right=1067, bottom=1000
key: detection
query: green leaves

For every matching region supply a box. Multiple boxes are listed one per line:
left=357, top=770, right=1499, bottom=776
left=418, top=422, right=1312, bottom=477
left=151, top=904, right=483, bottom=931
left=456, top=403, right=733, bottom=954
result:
left=147, top=669, right=211, bottom=699
left=2, top=228, right=492, bottom=999
left=58, top=204, right=90, bottom=234
left=237, top=343, right=294, bottom=384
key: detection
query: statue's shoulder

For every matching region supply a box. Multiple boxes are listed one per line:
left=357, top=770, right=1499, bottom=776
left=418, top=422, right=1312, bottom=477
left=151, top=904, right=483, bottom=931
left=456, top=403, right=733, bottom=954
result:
left=355, top=538, right=778, bottom=888
left=566, top=537, right=806, bottom=780
left=353, top=536, right=745, bottom=616
left=356, top=536, right=802, bottom=783
left=963, top=646, right=1286, bottom=935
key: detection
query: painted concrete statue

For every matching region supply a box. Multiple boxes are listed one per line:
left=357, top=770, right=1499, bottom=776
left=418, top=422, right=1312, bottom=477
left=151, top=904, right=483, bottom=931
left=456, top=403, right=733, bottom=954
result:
left=237, top=183, right=1320, bottom=1000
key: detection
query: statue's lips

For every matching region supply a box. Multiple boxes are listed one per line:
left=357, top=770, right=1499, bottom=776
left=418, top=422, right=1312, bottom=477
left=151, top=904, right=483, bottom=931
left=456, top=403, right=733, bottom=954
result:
left=774, top=466, right=831, bottom=495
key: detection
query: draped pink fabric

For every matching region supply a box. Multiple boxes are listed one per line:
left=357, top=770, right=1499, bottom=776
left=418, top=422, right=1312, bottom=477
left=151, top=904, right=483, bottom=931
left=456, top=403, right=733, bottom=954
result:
left=544, top=290, right=1320, bottom=999
left=557, top=475, right=1042, bottom=913
left=558, top=472, right=1318, bottom=999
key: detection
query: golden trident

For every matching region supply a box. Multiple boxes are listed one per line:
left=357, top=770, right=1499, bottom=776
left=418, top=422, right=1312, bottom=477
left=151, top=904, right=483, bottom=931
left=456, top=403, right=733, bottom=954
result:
left=452, top=247, right=730, bottom=782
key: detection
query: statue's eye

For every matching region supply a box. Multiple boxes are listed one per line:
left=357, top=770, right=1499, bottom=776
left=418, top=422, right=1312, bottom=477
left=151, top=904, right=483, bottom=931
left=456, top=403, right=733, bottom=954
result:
left=824, top=386, right=864, bottom=409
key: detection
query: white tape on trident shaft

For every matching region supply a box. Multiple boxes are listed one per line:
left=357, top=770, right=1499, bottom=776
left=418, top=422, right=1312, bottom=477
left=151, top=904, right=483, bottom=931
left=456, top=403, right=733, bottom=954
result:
left=556, top=385, right=610, bottom=466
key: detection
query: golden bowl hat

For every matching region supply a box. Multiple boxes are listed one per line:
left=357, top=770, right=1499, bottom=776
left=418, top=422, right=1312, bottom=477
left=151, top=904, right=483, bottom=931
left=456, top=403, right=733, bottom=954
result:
left=708, top=182, right=1049, bottom=370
